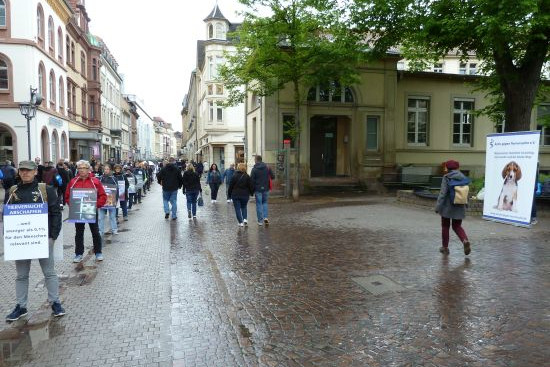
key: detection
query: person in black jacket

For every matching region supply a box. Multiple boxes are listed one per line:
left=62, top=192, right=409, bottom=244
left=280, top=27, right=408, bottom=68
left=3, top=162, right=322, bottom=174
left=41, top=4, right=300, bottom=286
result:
left=113, top=164, right=129, bottom=221
left=228, top=163, right=254, bottom=226
left=182, top=163, right=202, bottom=219
left=5, top=160, right=65, bottom=321
left=250, top=155, right=274, bottom=226
left=157, top=157, right=183, bottom=220
left=56, top=160, right=70, bottom=208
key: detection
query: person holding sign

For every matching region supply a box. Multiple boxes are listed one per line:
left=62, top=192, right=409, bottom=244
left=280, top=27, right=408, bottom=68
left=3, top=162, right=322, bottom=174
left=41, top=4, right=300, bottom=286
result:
left=113, top=164, right=129, bottom=221
left=435, top=160, right=472, bottom=256
left=98, top=165, right=119, bottom=236
left=4, top=160, right=65, bottom=321
left=65, top=160, right=107, bottom=262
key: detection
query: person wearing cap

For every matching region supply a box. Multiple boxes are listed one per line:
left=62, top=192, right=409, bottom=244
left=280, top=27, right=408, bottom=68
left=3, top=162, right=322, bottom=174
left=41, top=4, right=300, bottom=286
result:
left=435, top=160, right=472, bottom=255
left=5, top=160, right=65, bottom=321
left=65, top=160, right=107, bottom=262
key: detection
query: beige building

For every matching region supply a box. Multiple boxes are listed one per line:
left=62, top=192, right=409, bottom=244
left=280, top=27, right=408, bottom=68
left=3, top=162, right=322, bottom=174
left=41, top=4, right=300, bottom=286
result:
left=249, top=57, right=549, bottom=191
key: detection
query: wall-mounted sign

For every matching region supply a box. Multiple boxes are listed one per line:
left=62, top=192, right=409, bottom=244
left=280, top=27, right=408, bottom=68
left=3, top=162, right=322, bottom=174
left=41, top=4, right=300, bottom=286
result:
left=48, top=117, right=63, bottom=128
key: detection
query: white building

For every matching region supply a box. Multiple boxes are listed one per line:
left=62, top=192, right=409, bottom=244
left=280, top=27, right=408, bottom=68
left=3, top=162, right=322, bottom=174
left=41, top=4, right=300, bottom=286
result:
left=191, top=4, right=245, bottom=170
left=0, top=0, right=72, bottom=164
left=126, top=94, right=154, bottom=161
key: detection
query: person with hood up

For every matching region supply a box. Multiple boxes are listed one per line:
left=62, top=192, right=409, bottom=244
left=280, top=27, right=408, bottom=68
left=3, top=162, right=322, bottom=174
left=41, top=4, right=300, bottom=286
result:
left=65, top=160, right=107, bottom=262
left=250, top=155, right=274, bottom=226
left=157, top=157, right=183, bottom=220
left=435, top=160, right=471, bottom=256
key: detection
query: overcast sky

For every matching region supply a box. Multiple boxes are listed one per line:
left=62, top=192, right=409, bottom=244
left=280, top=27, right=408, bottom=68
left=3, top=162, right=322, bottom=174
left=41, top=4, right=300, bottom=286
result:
left=85, top=0, right=247, bottom=131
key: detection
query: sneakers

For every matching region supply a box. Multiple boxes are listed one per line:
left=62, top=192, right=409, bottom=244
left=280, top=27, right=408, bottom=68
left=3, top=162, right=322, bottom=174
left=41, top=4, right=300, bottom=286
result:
left=51, top=302, right=65, bottom=317
left=238, top=222, right=244, bottom=227
left=531, top=218, right=538, bottom=225
left=212, top=200, right=217, bottom=203
left=463, top=240, right=471, bottom=255
left=172, top=217, right=177, bottom=220
left=123, top=217, right=128, bottom=221
left=95, top=253, right=104, bottom=261
left=113, top=231, right=119, bottom=235
left=439, top=247, right=450, bottom=255
left=227, top=199, right=231, bottom=203
left=6, top=305, right=28, bottom=321
left=243, top=219, right=248, bottom=226
left=258, top=221, right=263, bottom=226
left=264, top=218, right=269, bottom=225
left=165, top=213, right=170, bottom=219
left=188, top=210, right=192, bottom=218
left=73, top=254, right=83, bottom=263
left=192, top=216, right=197, bottom=219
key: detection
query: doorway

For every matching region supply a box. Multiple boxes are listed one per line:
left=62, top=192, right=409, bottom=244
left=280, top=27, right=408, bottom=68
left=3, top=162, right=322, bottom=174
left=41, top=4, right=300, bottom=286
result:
left=310, top=117, right=337, bottom=177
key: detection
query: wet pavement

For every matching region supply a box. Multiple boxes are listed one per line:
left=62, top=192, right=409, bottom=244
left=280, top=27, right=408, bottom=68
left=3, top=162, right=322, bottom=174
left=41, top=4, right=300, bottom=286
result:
left=0, top=183, right=549, bottom=366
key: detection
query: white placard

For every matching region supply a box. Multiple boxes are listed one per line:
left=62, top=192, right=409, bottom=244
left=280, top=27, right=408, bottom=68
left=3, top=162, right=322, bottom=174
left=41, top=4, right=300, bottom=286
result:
left=3, top=203, right=49, bottom=260
left=483, top=131, right=541, bottom=227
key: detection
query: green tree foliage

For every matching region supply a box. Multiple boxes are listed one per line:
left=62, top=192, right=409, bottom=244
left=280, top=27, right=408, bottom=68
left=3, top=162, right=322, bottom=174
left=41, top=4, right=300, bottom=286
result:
left=351, top=0, right=550, bottom=132
left=220, top=0, right=363, bottom=199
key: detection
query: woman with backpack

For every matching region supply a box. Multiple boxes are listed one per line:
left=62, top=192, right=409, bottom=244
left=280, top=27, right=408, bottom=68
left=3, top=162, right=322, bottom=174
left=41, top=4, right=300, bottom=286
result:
left=228, top=163, right=254, bottom=227
left=435, top=160, right=471, bottom=256
left=206, top=163, right=222, bottom=203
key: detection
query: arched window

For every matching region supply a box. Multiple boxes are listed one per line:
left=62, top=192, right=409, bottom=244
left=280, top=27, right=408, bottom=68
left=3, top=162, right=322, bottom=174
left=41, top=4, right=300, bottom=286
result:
left=70, top=42, right=75, bottom=66
left=65, top=35, right=70, bottom=64
left=307, top=81, right=354, bottom=103
left=0, top=0, right=7, bottom=27
left=61, top=132, right=67, bottom=159
left=208, top=24, right=213, bottom=39
left=57, top=27, right=63, bottom=62
left=36, top=4, right=44, bottom=47
left=0, top=59, right=8, bottom=90
left=48, top=16, right=54, bottom=52
left=51, top=130, right=59, bottom=163
left=215, top=23, right=225, bottom=39
left=38, top=63, right=46, bottom=98
left=49, top=69, right=56, bottom=109
left=58, top=76, right=64, bottom=112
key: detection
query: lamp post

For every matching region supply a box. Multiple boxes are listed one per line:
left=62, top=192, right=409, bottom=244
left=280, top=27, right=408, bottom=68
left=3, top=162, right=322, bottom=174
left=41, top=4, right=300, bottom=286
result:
left=18, top=87, right=43, bottom=160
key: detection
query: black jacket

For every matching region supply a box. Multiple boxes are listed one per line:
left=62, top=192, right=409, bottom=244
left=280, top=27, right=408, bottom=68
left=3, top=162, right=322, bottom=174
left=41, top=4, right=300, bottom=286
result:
left=7, top=180, right=62, bottom=240
left=157, top=163, right=183, bottom=191
left=250, top=162, right=273, bottom=193
left=228, top=171, right=254, bottom=199
left=182, top=170, right=202, bottom=193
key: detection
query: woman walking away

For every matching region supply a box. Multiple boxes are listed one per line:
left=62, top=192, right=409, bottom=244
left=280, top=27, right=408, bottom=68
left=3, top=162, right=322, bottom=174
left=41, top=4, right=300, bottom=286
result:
left=206, top=163, right=222, bottom=203
left=435, top=160, right=471, bottom=255
left=182, top=163, right=202, bottom=219
left=228, top=163, right=254, bottom=227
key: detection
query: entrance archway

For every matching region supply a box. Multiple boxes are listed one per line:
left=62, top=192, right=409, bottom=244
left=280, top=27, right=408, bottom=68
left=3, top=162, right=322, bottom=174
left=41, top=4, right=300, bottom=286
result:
left=41, top=128, right=50, bottom=161
left=0, top=123, right=17, bottom=163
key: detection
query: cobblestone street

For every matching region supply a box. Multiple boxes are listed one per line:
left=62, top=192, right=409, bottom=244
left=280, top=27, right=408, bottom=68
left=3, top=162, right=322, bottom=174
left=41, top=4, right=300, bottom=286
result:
left=1, top=183, right=549, bottom=367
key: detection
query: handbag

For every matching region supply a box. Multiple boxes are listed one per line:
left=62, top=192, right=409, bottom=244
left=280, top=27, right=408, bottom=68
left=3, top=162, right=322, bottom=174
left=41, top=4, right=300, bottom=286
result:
left=197, top=193, right=204, bottom=206
left=204, top=186, right=210, bottom=195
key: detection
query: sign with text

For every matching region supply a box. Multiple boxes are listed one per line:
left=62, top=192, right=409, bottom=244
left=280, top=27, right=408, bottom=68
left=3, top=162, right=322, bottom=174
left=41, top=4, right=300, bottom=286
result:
left=3, top=203, right=49, bottom=260
left=135, top=174, right=144, bottom=189
left=102, top=183, right=118, bottom=209
left=483, top=131, right=541, bottom=227
left=67, top=188, right=97, bottom=223
left=118, top=181, right=126, bottom=201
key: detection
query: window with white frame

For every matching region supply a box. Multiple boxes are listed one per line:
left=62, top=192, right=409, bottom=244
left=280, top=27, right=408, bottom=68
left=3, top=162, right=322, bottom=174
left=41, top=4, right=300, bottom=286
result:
left=366, top=116, right=379, bottom=151
left=453, top=99, right=474, bottom=145
left=48, top=16, right=54, bottom=51
left=49, top=71, right=56, bottom=107
left=215, top=23, right=226, bottom=39
left=216, top=104, right=223, bottom=122
left=459, top=62, right=467, bottom=74
left=537, top=103, right=550, bottom=146
left=307, top=81, right=354, bottom=103
left=208, top=101, right=214, bottom=122
left=0, top=0, right=6, bottom=27
left=468, top=63, right=477, bottom=75
left=433, top=63, right=443, bottom=73
left=58, top=76, right=64, bottom=110
left=407, top=97, right=429, bottom=145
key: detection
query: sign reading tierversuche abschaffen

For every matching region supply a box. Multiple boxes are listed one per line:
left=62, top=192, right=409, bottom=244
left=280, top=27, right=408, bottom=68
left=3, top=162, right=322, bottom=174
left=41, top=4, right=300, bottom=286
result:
left=3, top=203, right=49, bottom=260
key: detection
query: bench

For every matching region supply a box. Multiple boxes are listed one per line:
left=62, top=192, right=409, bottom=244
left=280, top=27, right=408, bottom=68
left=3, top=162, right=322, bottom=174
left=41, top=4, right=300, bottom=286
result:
left=382, top=166, right=443, bottom=190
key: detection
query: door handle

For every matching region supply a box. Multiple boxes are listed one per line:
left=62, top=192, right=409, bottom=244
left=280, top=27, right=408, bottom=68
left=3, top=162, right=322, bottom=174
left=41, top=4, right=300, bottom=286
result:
left=321, top=153, right=324, bottom=160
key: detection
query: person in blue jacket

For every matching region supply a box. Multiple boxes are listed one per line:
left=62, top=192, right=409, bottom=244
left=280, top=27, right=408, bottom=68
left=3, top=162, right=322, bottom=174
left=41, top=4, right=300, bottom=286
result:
left=222, top=163, right=235, bottom=202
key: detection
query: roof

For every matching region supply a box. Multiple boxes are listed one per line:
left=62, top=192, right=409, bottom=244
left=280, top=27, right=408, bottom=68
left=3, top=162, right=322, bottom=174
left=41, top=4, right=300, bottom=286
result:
left=204, top=4, right=228, bottom=22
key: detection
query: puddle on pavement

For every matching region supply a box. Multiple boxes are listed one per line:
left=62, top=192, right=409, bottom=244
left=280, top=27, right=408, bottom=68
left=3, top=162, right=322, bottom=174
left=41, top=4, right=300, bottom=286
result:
left=0, top=315, right=64, bottom=365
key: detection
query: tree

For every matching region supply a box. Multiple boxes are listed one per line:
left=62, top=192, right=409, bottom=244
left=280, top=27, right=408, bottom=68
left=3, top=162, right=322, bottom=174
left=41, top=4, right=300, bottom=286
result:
left=220, top=0, right=363, bottom=200
left=351, top=0, right=550, bottom=132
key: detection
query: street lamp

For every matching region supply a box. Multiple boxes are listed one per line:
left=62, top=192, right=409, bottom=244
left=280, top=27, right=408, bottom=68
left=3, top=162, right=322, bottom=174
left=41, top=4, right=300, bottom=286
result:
left=19, top=87, right=43, bottom=160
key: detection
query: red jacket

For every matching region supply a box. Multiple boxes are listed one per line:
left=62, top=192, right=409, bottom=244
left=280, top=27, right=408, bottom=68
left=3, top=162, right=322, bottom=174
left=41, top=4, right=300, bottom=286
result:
left=65, top=175, right=107, bottom=209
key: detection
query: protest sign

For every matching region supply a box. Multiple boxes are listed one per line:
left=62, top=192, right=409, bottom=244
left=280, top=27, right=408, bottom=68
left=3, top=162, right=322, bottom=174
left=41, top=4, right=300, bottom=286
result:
left=67, top=188, right=97, bottom=223
left=483, top=131, right=541, bottom=227
left=118, top=181, right=126, bottom=201
left=135, top=175, right=144, bottom=189
left=103, top=183, right=118, bottom=209
left=3, top=203, right=49, bottom=260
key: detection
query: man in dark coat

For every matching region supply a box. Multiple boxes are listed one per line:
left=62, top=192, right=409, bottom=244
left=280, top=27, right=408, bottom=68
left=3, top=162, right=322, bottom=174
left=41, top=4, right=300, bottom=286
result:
left=250, top=155, right=274, bottom=226
left=157, top=157, right=183, bottom=220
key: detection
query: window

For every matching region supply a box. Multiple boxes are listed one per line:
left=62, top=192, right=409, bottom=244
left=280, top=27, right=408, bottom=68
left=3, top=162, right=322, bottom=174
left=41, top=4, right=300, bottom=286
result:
left=307, top=82, right=354, bottom=103
left=207, top=84, right=213, bottom=95
left=48, top=16, right=54, bottom=52
left=407, top=97, right=429, bottom=145
left=208, top=24, right=213, bottom=39
left=282, top=114, right=296, bottom=148
left=433, top=63, right=443, bottom=73
left=89, top=96, right=95, bottom=120
left=67, top=81, right=72, bottom=114
left=49, top=70, right=55, bottom=108
left=51, top=132, right=58, bottom=162
left=468, top=63, right=477, bottom=75
left=537, top=104, right=550, bottom=146
left=453, top=99, right=475, bottom=145
left=92, top=58, right=97, bottom=80
left=366, top=116, right=379, bottom=151
left=57, top=27, right=63, bottom=62
left=208, top=101, right=214, bottom=122
left=58, top=76, right=64, bottom=111
left=215, top=23, right=225, bottom=39
left=70, top=42, right=75, bottom=67
left=80, top=51, right=86, bottom=76
left=459, top=62, right=467, bottom=74
left=216, top=84, right=223, bottom=95
left=36, top=5, right=44, bottom=41
left=38, top=64, right=46, bottom=97
left=60, top=133, right=67, bottom=159
left=0, top=59, right=8, bottom=90
left=66, top=36, right=70, bottom=64
left=216, top=105, right=223, bottom=122
left=0, top=0, right=6, bottom=27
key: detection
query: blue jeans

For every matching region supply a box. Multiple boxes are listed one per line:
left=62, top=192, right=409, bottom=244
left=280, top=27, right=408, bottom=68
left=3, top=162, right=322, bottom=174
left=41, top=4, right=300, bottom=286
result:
left=98, top=208, right=118, bottom=236
left=232, top=196, right=249, bottom=223
left=186, top=191, right=199, bottom=216
left=163, top=190, right=178, bottom=218
left=255, top=191, right=269, bottom=222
